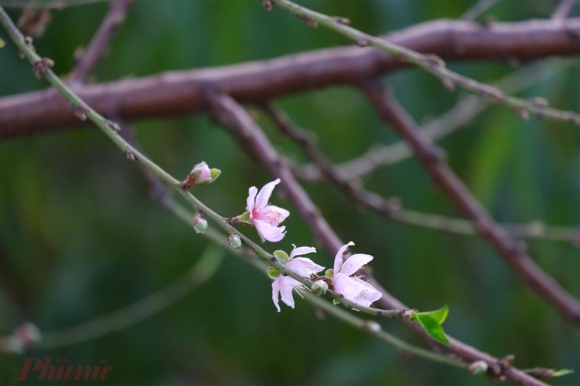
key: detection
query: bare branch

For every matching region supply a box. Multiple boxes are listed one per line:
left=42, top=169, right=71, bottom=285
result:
left=68, top=0, right=134, bottom=83
left=461, top=0, right=501, bottom=20
left=362, top=81, right=580, bottom=326
left=294, top=59, right=575, bottom=181
left=1, top=18, right=580, bottom=139
left=264, top=102, right=580, bottom=246
left=552, top=0, right=577, bottom=20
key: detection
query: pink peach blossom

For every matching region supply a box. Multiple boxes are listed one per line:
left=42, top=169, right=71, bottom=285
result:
left=247, top=179, right=289, bottom=242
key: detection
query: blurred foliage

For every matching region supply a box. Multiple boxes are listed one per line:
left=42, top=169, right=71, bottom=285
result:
left=0, top=0, right=579, bottom=385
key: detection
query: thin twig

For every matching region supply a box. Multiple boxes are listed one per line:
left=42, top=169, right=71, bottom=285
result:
left=552, top=0, right=577, bottom=20
left=294, top=60, right=576, bottom=181
left=2, top=18, right=580, bottom=139
left=461, top=0, right=500, bottom=20
left=361, top=81, right=580, bottom=326
left=271, top=0, right=580, bottom=126
left=263, top=102, right=580, bottom=246
left=68, top=0, right=133, bottom=83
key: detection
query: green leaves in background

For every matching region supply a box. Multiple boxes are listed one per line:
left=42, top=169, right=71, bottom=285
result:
left=412, top=305, right=450, bottom=345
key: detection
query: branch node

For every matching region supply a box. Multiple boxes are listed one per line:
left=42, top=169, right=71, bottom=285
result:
left=334, top=16, right=350, bottom=25
left=32, top=57, right=54, bottom=78
left=261, top=0, right=273, bottom=11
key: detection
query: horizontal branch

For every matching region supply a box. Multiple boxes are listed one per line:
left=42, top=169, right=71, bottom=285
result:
left=272, top=0, right=580, bottom=126
left=1, top=17, right=580, bottom=139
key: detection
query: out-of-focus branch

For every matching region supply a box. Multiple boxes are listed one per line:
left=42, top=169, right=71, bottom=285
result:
left=0, top=0, right=112, bottom=9
left=1, top=18, right=580, bottom=139
left=461, top=0, right=500, bottom=20
left=264, top=102, right=580, bottom=246
left=552, top=0, right=577, bottom=20
left=362, top=81, right=580, bottom=326
left=294, top=59, right=576, bottom=181
left=206, top=91, right=548, bottom=386
left=271, top=0, right=580, bottom=126
left=0, top=244, right=224, bottom=353
left=68, top=0, right=134, bottom=83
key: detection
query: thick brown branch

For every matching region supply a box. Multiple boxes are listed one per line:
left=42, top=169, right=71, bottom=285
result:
left=68, top=0, right=134, bottom=83
left=206, top=91, right=547, bottom=386
left=1, top=18, right=580, bottom=139
left=362, top=82, right=580, bottom=327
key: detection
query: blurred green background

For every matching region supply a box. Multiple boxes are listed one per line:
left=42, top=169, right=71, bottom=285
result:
left=0, top=0, right=579, bottom=385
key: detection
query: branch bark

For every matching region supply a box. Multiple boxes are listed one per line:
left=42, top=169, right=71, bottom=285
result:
left=1, top=18, right=580, bottom=139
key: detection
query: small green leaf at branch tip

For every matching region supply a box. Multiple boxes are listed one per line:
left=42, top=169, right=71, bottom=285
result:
left=412, top=313, right=450, bottom=345
left=417, top=304, right=449, bottom=325
left=552, top=369, right=574, bottom=378
left=210, top=168, right=221, bottom=182
left=273, top=250, right=289, bottom=263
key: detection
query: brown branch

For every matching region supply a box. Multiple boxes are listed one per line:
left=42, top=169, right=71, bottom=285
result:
left=206, top=91, right=548, bottom=386
left=293, top=59, right=575, bottom=181
left=263, top=102, right=580, bottom=246
left=552, top=0, right=577, bottom=20
left=68, top=0, right=134, bottom=83
left=361, top=81, right=580, bottom=327
left=1, top=18, right=580, bottom=139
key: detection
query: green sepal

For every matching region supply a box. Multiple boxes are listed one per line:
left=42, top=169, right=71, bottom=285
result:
left=325, top=269, right=334, bottom=279
left=273, top=250, right=289, bottom=263
left=210, top=168, right=221, bottom=182
left=267, top=267, right=281, bottom=279
left=238, top=211, right=252, bottom=224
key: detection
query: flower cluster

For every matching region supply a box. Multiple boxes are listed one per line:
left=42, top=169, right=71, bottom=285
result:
left=189, top=165, right=382, bottom=312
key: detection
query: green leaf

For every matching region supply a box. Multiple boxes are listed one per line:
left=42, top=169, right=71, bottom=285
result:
left=417, top=304, right=449, bottom=325
left=413, top=314, right=450, bottom=345
left=0, top=38, right=5, bottom=48
left=551, top=369, right=574, bottom=378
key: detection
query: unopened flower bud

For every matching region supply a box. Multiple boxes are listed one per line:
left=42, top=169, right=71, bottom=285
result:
left=181, top=162, right=221, bottom=188
left=311, top=280, right=328, bottom=296
left=9, top=322, right=41, bottom=353
left=363, top=321, right=381, bottom=333
left=273, top=250, right=289, bottom=264
left=228, top=234, right=242, bottom=249
left=267, top=267, right=280, bottom=279
left=468, top=360, right=489, bottom=375
left=192, top=212, right=208, bottom=234
left=325, top=269, right=334, bottom=279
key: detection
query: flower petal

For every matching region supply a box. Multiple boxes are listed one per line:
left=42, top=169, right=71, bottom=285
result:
left=290, top=246, right=316, bottom=259
left=255, top=179, right=280, bottom=210
left=350, top=277, right=383, bottom=307
left=334, top=241, right=355, bottom=273
left=340, top=253, right=373, bottom=277
left=271, top=277, right=282, bottom=312
left=253, top=219, right=286, bottom=242
left=247, top=186, right=258, bottom=213
left=254, top=204, right=289, bottom=226
left=287, top=258, right=324, bottom=277
left=279, top=276, right=301, bottom=309
left=333, top=272, right=365, bottom=300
